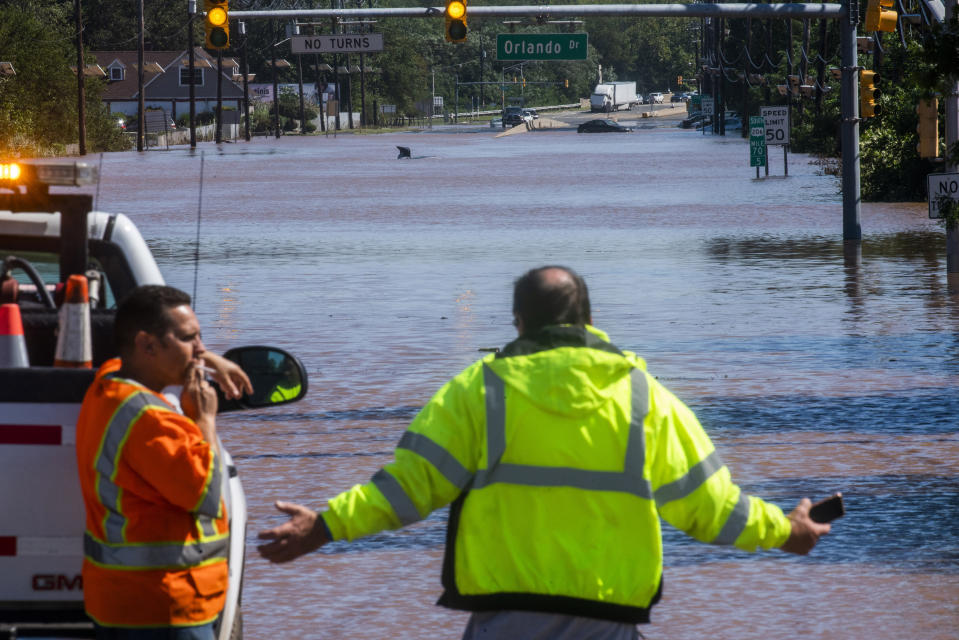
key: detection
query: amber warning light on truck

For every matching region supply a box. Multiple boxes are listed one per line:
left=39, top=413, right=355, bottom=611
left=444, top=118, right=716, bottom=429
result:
left=0, top=163, right=21, bottom=182
left=0, top=160, right=98, bottom=189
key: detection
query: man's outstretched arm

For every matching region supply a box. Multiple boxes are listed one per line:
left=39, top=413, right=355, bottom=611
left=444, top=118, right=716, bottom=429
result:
left=257, top=501, right=331, bottom=563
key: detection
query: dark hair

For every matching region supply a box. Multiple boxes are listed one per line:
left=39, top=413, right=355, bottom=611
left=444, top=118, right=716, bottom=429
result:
left=512, top=266, right=591, bottom=334
left=114, top=285, right=192, bottom=354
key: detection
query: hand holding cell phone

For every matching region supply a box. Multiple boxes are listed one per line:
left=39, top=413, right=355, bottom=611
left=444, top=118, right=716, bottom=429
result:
left=809, top=493, right=845, bottom=523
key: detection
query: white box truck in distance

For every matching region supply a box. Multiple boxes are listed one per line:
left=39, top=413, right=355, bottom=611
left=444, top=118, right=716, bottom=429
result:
left=590, top=81, right=639, bottom=113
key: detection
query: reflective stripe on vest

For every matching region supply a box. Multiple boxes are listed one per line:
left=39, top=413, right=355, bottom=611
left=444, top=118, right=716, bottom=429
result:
left=91, top=388, right=223, bottom=553
left=472, top=364, right=652, bottom=497
left=84, top=531, right=229, bottom=569
left=393, top=366, right=650, bottom=503
left=391, top=362, right=748, bottom=545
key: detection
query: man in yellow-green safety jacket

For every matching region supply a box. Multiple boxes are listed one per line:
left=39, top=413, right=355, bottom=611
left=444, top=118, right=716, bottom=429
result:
left=257, top=266, right=831, bottom=639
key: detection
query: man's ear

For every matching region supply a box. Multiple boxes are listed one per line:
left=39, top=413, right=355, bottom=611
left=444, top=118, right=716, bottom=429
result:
left=134, top=330, right=158, bottom=356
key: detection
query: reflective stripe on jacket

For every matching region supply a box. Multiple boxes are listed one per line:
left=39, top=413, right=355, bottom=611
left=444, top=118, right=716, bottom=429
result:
left=321, top=326, right=791, bottom=623
left=75, top=358, right=229, bottom=627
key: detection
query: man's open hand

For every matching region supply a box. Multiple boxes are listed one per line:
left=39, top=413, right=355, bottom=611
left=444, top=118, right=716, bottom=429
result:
left=257, top=501, right=330, bottom=563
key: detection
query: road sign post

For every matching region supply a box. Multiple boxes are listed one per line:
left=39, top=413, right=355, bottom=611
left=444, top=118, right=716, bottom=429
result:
left=701, top=96, right=714, bottom=136
left=761, top=106, right=789, bottom=176
left=749, top=116, right=767, bottom=176
left=496, top=33, right=588, bottom=61
left=928, top=173, right=959, bottom=219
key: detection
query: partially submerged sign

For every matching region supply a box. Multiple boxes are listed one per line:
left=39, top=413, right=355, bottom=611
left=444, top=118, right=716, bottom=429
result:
left=761, top=106, right=789, bottom=145
left=701, top=96, right=714, bottom=116
left=928, top=173, right=959, bottom=219
left=496, top=33, right=588, bottom=60
left=749, top=116, right=767, bottom=168
left=291, top=34, right=384, bottom=54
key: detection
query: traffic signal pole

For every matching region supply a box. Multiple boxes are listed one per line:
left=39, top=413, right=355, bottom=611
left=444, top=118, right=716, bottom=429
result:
left=840, top=0, right=861, bottom=242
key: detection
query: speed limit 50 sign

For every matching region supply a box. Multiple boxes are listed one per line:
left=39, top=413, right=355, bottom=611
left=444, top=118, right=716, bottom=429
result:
left=761, top=106, right=789, bottom=146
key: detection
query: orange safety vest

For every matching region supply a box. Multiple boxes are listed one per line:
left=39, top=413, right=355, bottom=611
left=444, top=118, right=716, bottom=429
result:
left=75, top=358, right=229, bottom=628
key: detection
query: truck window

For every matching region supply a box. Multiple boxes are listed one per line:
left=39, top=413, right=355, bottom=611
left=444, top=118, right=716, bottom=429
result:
left=3, top=250, right=117, bottom=309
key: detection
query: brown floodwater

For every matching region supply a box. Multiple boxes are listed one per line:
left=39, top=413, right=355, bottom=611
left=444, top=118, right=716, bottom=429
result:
left=88, top=116, right=959, bottom=639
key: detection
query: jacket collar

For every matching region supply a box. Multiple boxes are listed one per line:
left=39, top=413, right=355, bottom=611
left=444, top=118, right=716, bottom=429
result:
left=497, top=325, right=624, bottom=359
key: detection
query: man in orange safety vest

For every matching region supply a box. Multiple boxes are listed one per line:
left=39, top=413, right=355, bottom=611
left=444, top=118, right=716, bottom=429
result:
left=76, top=285, right=250, bottom=639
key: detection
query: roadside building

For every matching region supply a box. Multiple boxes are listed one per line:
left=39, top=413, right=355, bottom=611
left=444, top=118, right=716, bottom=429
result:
left=89, top=47, right=249, bottom=124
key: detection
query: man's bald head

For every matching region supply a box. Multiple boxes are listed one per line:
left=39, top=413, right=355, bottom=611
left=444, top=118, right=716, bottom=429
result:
left=512, top=266, right=591, bottom=335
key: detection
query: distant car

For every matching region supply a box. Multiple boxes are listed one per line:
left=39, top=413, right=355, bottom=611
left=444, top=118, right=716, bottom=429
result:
left=577, top=119, right=633, bottom=133
left=649, top=92, right=664, bottom=104
left=523, top=108, right=539, bottom=120
left=502, top=106, right=532, bottom=128
left=670, top=94, right=685, bottom=103
left=696, top=115, right=742, bottom=131
left=681, top=111, right=707, bottom=128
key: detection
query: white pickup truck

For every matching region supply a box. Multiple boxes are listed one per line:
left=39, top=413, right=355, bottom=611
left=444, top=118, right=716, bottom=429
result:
left=0, top=160, right=307, bottom=639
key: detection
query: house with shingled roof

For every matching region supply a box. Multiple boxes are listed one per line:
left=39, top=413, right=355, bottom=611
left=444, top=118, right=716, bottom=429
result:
left=90, top=47, right=249, bottom=123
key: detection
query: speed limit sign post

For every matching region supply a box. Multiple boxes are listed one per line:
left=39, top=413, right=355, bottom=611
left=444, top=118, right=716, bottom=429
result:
left=761, top=106, right=790, bottom=177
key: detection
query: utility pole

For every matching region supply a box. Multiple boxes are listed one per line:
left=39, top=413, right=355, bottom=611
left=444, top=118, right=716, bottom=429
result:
left=241, top=21, right=251, bottom=141
left=331, top=2, right=341, bottom=131
left=479, top=41, right=485, bottom=108
left=840, top=0, right=861, bottom=242
left=946, top=0, right=959, bottom=273
left=215, top=49, right=223, bottom=143
left=271, top=19, right=280, bottom=138
left=137, top=0, right=144, bottom=152
left=188, top=0, right=197, bottom=149
left=74, top=0, right=86, bottom=156
left=294, top=22, right=306, bottom=133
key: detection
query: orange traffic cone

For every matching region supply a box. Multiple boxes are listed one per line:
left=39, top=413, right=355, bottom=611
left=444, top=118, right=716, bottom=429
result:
left=0, top=303, right=30, bottom=367
left=54, top=274, right=92, bottom=368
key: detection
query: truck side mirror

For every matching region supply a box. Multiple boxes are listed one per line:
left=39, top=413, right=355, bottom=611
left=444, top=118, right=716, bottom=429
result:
left=215, top=346, right=308, bottom=412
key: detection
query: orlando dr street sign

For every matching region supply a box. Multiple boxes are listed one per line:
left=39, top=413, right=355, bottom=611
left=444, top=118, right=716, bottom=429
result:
left=496, top=33, right=588, bottom=60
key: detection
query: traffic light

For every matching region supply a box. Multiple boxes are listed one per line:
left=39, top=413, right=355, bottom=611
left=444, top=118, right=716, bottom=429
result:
left=917, top=98, right=939, bottom=158
left=677, top=75, right=683, bottom=86
left=564, top=78, right=569, bottom=88
left=204, top=0, right=230, bottom=50
left=865, top=0, right=897, bottom=33
left=445, top=0, right=467, bottom=43
left=859, top=69, right=880, bottom=118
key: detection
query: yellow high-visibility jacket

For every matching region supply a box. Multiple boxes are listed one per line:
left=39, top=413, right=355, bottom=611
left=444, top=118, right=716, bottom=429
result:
left=321, top=325, right=791, bottom=623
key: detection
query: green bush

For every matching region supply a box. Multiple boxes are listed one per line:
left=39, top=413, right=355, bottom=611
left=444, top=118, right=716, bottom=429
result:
left=87, top=104, right=130, bottom=153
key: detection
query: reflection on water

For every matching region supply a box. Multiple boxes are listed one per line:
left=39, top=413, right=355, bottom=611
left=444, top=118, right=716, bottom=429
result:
left=89, top=123, right=958, bottom=638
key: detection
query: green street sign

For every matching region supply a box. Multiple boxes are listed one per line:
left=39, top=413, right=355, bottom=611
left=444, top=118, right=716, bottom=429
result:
left=496, top=33, right=588, bottom=61
left=749, top=116, right=767, bottom=167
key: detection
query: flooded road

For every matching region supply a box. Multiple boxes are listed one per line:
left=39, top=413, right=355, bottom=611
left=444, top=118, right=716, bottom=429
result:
left=90, top=116, right=958, bottom=639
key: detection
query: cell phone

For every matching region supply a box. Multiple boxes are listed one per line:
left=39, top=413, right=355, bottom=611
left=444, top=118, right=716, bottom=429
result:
left=809, top=493, right=845, bottom=523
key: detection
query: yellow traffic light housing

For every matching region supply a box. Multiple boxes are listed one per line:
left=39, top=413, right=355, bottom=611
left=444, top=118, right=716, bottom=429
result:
left=859, top=69, right=880, bottom=119
left=445, top=0, right=467, bottom=43
left=917, top=98, right=939, bottom=158
left=204, top=0, right=230, bottom=50
left=865, top=0, right=897, bottom=33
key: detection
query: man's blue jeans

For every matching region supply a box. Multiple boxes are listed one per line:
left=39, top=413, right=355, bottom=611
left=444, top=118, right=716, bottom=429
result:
left=93, top=623, right=215, bottom=640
